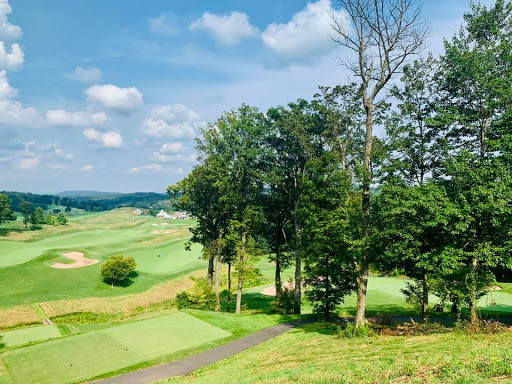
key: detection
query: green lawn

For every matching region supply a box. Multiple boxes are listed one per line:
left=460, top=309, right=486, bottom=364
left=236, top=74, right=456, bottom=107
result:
left=1, top=312, right=231, bottom=384
left=162, top=322, right=512, bottom=384
left=0, top=325, right=61, bottom=348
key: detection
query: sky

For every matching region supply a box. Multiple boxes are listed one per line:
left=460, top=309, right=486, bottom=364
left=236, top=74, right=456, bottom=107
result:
left=0, top=0, right=495, bottom=194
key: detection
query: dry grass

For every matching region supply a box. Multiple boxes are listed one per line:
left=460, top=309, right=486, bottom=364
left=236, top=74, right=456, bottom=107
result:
left=40, top=271, right=202, bottom=317
left=0, top=306, right=41, bottom=328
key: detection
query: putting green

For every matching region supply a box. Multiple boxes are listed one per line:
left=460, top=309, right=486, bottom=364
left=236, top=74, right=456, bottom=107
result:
left=1, top=312, right=231, bottom=384
left=0, top=325, right=61, bottom=348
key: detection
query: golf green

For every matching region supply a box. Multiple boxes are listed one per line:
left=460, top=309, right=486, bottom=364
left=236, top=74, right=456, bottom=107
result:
left=1, top=312, right=231, bottom=384
left=0, top=325, right=61, bottom=348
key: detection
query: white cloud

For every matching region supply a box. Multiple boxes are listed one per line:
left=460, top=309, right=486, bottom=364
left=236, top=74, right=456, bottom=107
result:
left=86, top=84, right=143, bottom=112
left=160, top=142, right=187, bottom=153
left=152, top=104, right=200, bottom=122
left=0, top=0, right=22, bottom=40
left=80, top=164, right=94, bottom=172
left=128, top=163, right=163, bottom=173
left=0, top=70, right=42, bottom=126
left=0, top=42, right=23, bottom=70
left=148, top=152, right=196, bottom=163
left=189, top=11, right=259, bottom=46
left=148, top=13, right=179, bottom=36
left=140, top=104, right=202, bottom=139
left=66, top=66, right=102, bottom=83
left=83, top=128, right=123, bottom=148
left=262, top=0, right=349, bottom=63
left=46, top=109, right=110, bottom=127
left=140, top=119, right=197, bottom=139
left=16, top=157, right=39, bottom=170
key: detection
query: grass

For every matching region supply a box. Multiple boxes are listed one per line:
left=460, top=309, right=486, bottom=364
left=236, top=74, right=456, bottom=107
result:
left=161, top=322, right=512, bottom=384
left=1, top=312, right=231, bottom=384
left=0, top=326, right=61, bottom=348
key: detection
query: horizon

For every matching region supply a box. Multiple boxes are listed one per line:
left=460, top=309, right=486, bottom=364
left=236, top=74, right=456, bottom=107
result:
left=0, top=0, right=495, bottom=194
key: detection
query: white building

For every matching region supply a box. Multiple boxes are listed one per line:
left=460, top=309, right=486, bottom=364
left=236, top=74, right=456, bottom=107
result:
left=156, top=209, right=172, bottom=220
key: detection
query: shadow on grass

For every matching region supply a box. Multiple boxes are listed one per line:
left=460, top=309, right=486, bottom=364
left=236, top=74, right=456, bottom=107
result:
left=102, top=271, right=139, bottom=288
left=0, top=227, right=26, bottom=237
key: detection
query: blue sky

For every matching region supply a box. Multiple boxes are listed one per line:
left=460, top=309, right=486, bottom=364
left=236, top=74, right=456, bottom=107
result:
left=0, top=0, right=493, bottom=194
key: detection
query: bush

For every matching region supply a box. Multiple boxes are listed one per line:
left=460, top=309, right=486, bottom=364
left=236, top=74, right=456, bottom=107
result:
left=176, top=277, right=216, bottom=311
left=455, top=319, right=511, bottom=335
left=337, top=322, right=373, bottom=338
left=100, top=254, right=136, bottom=286
left=274, top=286, right=295, bottom=314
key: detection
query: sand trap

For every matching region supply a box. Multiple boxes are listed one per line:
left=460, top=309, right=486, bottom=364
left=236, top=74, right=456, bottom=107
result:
left=51, top=252, right=99, bottom=269
left=153, top=229, right=178, bottom=235
left=260, top=282, right=295, bottom=297
left=152, top=223, right=170, bottom=226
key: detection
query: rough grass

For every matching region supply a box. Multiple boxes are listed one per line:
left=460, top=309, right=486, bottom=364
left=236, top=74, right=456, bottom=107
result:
left=161, top=323, right=512, bottom=384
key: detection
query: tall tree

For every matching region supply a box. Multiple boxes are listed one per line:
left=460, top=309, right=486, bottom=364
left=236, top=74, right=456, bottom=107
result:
left=332, top=0, right=428, bottom=326
left=0, top=194, right=16, bottom=226
left=20, top=201, right=33, bottom=229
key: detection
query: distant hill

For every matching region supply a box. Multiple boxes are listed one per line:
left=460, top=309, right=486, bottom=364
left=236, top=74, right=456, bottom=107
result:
left=2, top=190, right=170, bottom=213
left=57, top=190, right=122, bottom=198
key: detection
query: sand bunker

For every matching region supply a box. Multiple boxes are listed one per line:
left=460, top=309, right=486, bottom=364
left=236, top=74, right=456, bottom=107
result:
left=153, top=229, right=178, bottom=235
left=260, top=282, right=295, bottom=297
left=51, top=252, right=99, bottom=269
left=152, top=223, right=170, bottom=226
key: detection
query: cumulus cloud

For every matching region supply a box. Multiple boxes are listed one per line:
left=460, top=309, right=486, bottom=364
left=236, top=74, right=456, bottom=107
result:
left=66, top=66, right=102, bottom=83
left=83, top=128, right=123, bottom=148
left=0, top=0, right=22, bottom=40
left=140, top=104, right=202, bottom=139
left=16, top=156, right=39, bottom=170
left=160, top=142, right=187, bottom=153
left=189, top=11, right=259, bottom=46
left=80, top=164, right=94, bottom=172
left=0, top=70, right=42, bottom=126
left=0, top=42, right=23, bottom=70
left=86, top=84, right=143, bottom=112
left=13, top=141, right=73, bottom=171
left=148, top=13, right=179, bottom=36
left=46, top=109, right=110, bottom=127
left=128, top=163, right=184, bottom=174
left=262, top=0, right=349, bottom=63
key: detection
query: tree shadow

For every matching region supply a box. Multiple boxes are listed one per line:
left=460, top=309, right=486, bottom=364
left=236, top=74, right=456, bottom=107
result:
left=0, top=227, right=25, bottom=237
left=102, top=271, right=139, bottom=288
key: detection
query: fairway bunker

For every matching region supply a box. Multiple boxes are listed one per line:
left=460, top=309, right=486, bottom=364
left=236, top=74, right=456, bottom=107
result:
left=261, top=282, right=295, bottom=297
left=51, top=252, right=99, bottom=269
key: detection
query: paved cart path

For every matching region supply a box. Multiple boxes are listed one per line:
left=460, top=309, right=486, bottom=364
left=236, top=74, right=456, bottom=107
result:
left=93, top=320, right=311, bottom=384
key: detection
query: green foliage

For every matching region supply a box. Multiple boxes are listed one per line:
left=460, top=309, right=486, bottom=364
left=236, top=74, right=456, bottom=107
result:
left=56, top=213, right=68, bottom=225
left=45, top=214, right=57, bottom=225
left=336, top=322, right=372, bottom=338
left=31, top=206, right=45, bottom=225
left=0, top=193, right=16, bottom=225
left=176, top=277, right=216, bottom=311
left=100, top=254, right=136, bottom=286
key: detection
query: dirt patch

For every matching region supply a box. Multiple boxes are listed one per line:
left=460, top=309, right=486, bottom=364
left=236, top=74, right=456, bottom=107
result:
left=0, top=306, right=41, bottom=328
left=261, top=282, right=295, bottom=297
left=51, top=252, right=99, bottom=269
left=152, top=229, right=178, bottom=235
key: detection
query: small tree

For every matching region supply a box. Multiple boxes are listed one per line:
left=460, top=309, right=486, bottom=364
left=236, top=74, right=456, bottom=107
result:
left=20, top=201, right=33, bottom=229
left=101, top=255, right=136, bottom=287
left=56, top=213, right=68, bottom=225
left=31, top=207, right=45, bottom=225
left=0, top=194, right=16, bottom=225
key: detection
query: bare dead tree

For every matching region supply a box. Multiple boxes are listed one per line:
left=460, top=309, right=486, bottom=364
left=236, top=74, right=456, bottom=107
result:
left=332, top=0, right=429, bottom=327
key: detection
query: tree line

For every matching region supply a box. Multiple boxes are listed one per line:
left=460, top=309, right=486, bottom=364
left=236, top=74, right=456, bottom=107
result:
left=171, top=0, right=512, bottom=325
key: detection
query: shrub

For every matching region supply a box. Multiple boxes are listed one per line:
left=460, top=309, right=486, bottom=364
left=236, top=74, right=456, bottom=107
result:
left=337, top=322, right=373, bottom=338
left=176, top=277, right=216, bottom=311
left=274, top=286, right=295, bottom=314
left=100, top=254, right=136, bottom=286
left=455, top=319, right=511, bottom=335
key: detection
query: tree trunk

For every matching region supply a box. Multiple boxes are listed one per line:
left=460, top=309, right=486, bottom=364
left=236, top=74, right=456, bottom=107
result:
left=235, top=231, right=247, bottom=314
left=207, top=251, right=214, bottom=288
left=293, top=216, right=302, bottom=314
left=275, top=242, right=282, bottom=306
left=469, top=256, right=479, bottom=325
left=422, top=272, right=429, bottom=322
left=227, top=262, right=232, bottom=312
left=214, top=254, right=221, bottom=312
left=355, top=103, right=374, bottom=328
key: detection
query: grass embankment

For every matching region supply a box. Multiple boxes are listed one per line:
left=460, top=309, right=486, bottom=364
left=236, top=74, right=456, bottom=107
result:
left=162, top=322, right=512, bottom=384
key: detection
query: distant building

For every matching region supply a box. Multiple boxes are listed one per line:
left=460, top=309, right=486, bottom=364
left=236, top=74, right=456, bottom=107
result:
left=156, top=209, right=172, bottom=220
left=169, top=211, right=191, bottom=220
left=131, top=209, right=144, bottom=216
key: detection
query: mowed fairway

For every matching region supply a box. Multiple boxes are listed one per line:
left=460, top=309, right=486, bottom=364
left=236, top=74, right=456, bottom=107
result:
left=0, top=209, right=204, bottom=309
left=1, top=312, right=231, bottom=384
